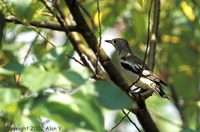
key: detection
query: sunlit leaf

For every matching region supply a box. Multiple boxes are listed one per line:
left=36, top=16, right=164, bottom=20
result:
left=54, top=69, right=86, bottom=89
left=21, top=66, right=57, bottom=92
left=32, top=93, right=104, bottom=132
left=9, top=0, right=37, bottom=21
left=62, top=70, right=85, bottom=86
left=138, top=0, right=145, bottom=7
left=41, top=47, right=67, bottom=71
left=180, top=1, right=196, bottom=21
left=33, top=43, right=49, bottom=60
left=0, top=88, right=21, bottom=112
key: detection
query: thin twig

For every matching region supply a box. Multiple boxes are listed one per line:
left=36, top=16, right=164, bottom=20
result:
left=95, top=0, right=102, bottom=78
left=2, top=0, right=84, bottom=67
left=109, top=110, right=131, bottom=132
left=140, top=0, right=171, bottom=108
left=55, top=1, right=108, bottom=79
left=40, top=0, right=90, bottom=68
left=26, top=25, right=84, bottom=66
left=77, top=1, right=97, bottom=31
left=23, top=34, right=40, bottom=65
left=143, top=0, right=154, bottom=66
left=162, top=61, right=187, bottom=127
left=122, top=109, right=141, bottom=132
left=169, top=83, right=187, bottom=127
left=15, top=33, right=40, bottom=84
left=128, top=0, right=154, bottom=93
left=129, top=1, right=159, bottom=131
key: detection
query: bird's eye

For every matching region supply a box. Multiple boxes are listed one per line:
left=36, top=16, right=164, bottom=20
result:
left=113, top=40, right=116, bottom=43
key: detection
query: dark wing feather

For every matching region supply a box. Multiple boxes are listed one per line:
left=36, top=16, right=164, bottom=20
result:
left=121, top=55, right=168, bottom=86
left=160, top=80, right=168, bottom=86
left=120, top=55, right=149, bottom=74
left=154, top=85, right=170, bottom=99
left=120, top=61, right=141, bottom=74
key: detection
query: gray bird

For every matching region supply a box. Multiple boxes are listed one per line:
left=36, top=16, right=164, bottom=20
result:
left=105, top=38, right=169, bottom=99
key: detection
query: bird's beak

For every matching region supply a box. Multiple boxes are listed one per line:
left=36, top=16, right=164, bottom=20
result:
left=105, top=40, right=112, bottom=44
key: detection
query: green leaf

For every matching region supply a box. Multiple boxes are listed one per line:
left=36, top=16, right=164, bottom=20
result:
left=3, top=43, right=24, bottom=51
left=0, top=63, right=24, bottom=75
left=138, top=0, right=145, bottom=7
left=21, top=66, right=57, bottom=92
left=131, top=9, right=147, bottom=41
left=180, top=128, right=199, bottom=132
left=53, top=69, right=87, bottom=89
left=9, top=0, right=37, bottom=21
left=63, top=41, right=74, bottom=69
left=0, top=88, right=21, bottom=112
left=33, top=43, right=48, bottom=60
left=94, top=81, right=135, bottom=109
left=62, top=70, right=85, bottom=86
left=32, top=94, right=104, bottom=132
left=14, top=115, right=41, bottom=131
left=41, top=47, right=67, bottom=71
left=49, top=93, right=104, bottom=132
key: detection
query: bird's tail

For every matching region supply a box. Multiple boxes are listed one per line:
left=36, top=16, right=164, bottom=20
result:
left=154, top=85, right=170, bottom=100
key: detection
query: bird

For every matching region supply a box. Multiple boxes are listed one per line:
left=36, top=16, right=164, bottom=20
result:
left=105, top=38, right=169, bottom=99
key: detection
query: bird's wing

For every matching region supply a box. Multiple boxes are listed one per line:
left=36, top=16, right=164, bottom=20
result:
left=120, top=59, right=143, bottom=74
left=120, top=55, right=149, bottom=74
left=120, top=55, right=167, bottom=86
left=142, top=70, right=168, bottom=86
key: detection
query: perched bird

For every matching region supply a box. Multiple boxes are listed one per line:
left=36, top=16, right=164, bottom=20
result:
left=105, top=38, right=169, bottom=99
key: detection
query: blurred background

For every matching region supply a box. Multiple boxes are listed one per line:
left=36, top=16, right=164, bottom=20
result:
left=0, top=0, right=200, bottom=132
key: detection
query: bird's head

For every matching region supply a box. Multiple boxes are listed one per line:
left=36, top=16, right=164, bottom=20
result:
left=105, top=38, right=132, bottom=56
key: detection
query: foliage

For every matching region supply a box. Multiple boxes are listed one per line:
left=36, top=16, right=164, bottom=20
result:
left=0, top=0, right=200, bottom=132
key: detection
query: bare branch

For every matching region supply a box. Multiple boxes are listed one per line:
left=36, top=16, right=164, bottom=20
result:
left=122, top=110, right=141, bottom=132
left=148, top=0, right=160, bottom=70
left=109, top=111, right=130, bottom=132
left=131, top=105, right=159, bottom=132
left=77, top=1, right=97, bottom=31
left=5, top=16, right=78, bottom=32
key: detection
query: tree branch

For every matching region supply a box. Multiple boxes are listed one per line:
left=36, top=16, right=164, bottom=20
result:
left=64, top=0, right=159, bottom=131
left=168, top=84, right=187, bottom=127
left=131, top=0, right=160, bottom=131
left=138, top=0, right=161, bottom=108
left=131, top=106, right=159, bottom=132
left=148, top=0, right=160, bottom=70
left=5, top=16, right=78, bottom=32
left=64, top=0, right=129, bottom=91
left=40, top=0, right=92, bottom=71
left=54, top=1, right=107, bottom=79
